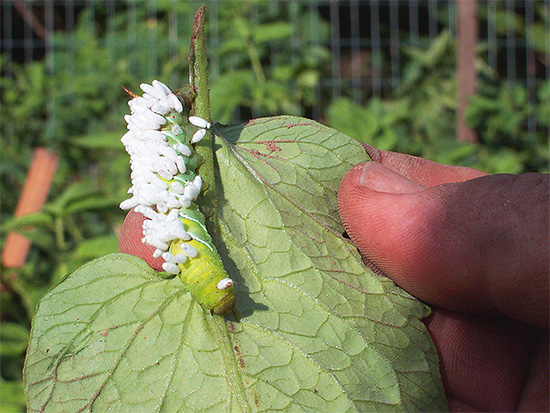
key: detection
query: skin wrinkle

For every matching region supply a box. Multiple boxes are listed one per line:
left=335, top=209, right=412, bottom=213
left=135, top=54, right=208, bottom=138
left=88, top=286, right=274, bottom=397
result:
left=422, top=189, right=491, bottom=312
left=362, top=143, right=488, bottom=186
left=426, top=310, right=536, bottom=411
left=518, top=331, right=550, bottom=410
left=428, top=181, right=492, bottom=312
left=476, top=174, right=549, bottom=327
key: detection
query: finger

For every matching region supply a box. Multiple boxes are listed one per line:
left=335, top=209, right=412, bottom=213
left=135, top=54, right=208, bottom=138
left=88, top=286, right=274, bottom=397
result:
left=361, top=144, right=487, bottom=186
left=118, top=208, right=165, bottom=272
left=425, top=309, right=537, bottom=411
left=338, top=162, right=549, bottom=327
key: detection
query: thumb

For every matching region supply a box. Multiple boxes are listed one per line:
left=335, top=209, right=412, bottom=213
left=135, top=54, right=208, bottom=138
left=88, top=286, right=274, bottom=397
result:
left=118, top=208, right=165, bottom=272
left=338, top=162, right=549, bottom=328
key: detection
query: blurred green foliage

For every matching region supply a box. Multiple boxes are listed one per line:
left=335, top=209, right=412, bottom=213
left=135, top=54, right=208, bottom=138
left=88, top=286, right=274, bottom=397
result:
left=0, top=1, right=547, bottom=411
left=210, top=1, right=330, bottom=122
left=327, top=30, right=549, bottom=175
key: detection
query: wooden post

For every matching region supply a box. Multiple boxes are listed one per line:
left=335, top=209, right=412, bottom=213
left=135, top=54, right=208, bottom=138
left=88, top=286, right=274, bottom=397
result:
left=2, top=148, right=58, bottom=268
left=457, top=0, right=478, bottom=143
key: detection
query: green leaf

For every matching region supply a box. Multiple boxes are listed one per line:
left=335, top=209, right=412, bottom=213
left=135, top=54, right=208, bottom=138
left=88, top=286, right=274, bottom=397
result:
left=43, top=181, right=100, bottom=216
left=0, top=322, right=29, bottom=357
left=24, top=117, right=446, bottom=411
left=527, top=15, right=550, bottom=55
left=536, top=80, right=550, bottom=125
left=402, top=31, right=452, bottom=70
left=42, top=181, right=122, bottom=216
left=63, top=195, right=125, bottom=215
left=0, top=212, right=53, bottom=233
left=71, top=235, right=119, bottom=260
left=210, top=70, right=256, bottom=123
left=0, top=379, right=26, bottom=413
left=1, top=227, right=56, bottom=252
left=490, top=9, right=526, bottom=36
left=71, top=131, right=126, bottom=150
left=326, top=98, right=400, bottom=151
left=327, top=98, right=379, bottom=142
left=252, top=22, right=295, bottom=44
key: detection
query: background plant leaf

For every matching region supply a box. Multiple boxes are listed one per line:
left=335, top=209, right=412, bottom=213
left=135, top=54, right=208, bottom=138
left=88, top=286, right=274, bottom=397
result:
left=24, top=117, right=446, bottom=411
left=0, top=212, right=53, bottom=233
left=0, top=378, right=26, bottom=413
left=0, top=322, right=30, bottom=357
left=70, top=132, right=126, bottom=150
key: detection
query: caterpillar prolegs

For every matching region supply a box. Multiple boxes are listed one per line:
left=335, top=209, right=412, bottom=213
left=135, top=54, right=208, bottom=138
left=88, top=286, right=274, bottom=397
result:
left=120, top=80, right=235, bottom=315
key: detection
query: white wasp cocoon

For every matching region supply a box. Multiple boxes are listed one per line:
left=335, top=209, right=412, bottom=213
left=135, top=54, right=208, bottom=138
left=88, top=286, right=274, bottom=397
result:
left=188, top=116, right=211, bottom=129
left=216, top=278, right=234, bottom=291
left=162, top=262, right=180, bottom=275
left=191, top=129, right=207, bottom=144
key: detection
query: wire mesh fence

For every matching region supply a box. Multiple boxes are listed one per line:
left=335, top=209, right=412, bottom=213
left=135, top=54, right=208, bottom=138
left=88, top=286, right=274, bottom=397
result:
left=0, top=4, right=548, bottom=407
left=2, top=0, right=547, bottom=123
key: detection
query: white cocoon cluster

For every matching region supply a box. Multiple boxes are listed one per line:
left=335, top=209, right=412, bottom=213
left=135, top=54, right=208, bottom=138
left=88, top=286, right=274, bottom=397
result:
left=119, top=80, right=212, bottom=275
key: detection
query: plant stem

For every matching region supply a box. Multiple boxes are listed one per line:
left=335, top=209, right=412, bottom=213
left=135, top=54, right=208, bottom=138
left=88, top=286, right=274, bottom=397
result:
left=247, top=39, right=266, bottom=84
left=55, top=216, right=66, bottom=250
left=189, top=7, right=218, bottom=225
left=66, top=214, right=84, bottom=244
left=190, top=7, right=211, bottom=123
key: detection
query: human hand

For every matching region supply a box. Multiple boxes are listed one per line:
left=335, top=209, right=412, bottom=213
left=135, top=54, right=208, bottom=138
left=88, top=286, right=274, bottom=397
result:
left=338, top=145, right=549, bottom=412
left=119, top=208, right=166, bottom=272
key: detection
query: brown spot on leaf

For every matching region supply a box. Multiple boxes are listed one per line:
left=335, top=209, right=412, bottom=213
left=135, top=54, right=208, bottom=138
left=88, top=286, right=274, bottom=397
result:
left=260, top=141, right=281, bottom=152
left=283, top=122, right=312, bottom=129
left=100, top=326, right=118, bottom=337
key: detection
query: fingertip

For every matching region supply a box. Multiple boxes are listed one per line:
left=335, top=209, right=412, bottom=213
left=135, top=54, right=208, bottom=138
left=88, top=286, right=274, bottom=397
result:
left=338, top=162, right=491, bottom=313
left=359, top=162, right=426, bottom=193
left=338, top=162, right=430, bottom=280
left=337, top=163, right=373, bottom=254
left=119, top=209, right=165, bottom=272
left=372, top=149, right=487, bottom=186
left=339, top=165, right=549, bottom=327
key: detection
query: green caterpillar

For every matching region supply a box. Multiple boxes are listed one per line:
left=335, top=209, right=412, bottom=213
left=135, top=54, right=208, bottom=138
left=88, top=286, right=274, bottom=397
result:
left=120, top=80, right=235, bottom=315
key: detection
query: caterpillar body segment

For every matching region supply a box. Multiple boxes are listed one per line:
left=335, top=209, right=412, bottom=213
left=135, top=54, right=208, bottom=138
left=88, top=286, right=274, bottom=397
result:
left=120, top=80, right=235, bottom=315
left=173, top=239, right=235, bottom=316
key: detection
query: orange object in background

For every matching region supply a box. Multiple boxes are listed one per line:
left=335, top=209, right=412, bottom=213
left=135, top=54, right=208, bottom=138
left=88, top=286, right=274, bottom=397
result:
left=2, top=148, right=58, bottom=268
